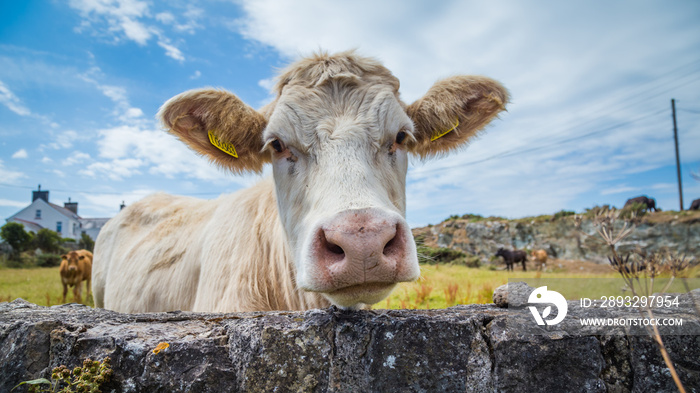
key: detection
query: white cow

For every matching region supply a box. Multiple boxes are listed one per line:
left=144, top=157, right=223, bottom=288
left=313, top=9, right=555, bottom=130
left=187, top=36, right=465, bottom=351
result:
left=93, top=50, right=508, bottom=313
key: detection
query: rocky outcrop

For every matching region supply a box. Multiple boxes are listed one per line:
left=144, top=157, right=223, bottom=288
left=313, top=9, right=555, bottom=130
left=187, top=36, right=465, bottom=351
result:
left=2, top=295, right=699, bottom=392
left=414, top=212, right=700, bottom=264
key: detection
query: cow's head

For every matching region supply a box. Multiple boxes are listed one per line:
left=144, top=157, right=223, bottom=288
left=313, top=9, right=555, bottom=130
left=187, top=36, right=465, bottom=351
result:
left=159, top=51, right=508, bottom=308
left=61, top=251, right=84, bottom=273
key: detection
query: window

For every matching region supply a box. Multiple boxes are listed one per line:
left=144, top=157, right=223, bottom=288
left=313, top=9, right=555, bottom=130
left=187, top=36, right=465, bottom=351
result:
left=57, top=222, right=62, bottom=233
left=35, top=209, right=41, bottom=219
left=73, top=223, right=78, bottom=235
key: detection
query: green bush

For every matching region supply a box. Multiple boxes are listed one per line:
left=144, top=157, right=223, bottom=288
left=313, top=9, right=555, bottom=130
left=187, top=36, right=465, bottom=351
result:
left=417, top=245, right=467, bottom=264
left=34, top=229, right=63, bottom=254
left=584, top=204, right=612, bottom=217
left=36, top=253, right=63, bottom=268
left=619, top=202, right=647, bottom=219
left=452, top=255, right=481, bottom=268
left=79, top=233, right=95, bottom=252
left=0, top=222, right=32, bottom=260
left=552, top=210, right=576, bottom=220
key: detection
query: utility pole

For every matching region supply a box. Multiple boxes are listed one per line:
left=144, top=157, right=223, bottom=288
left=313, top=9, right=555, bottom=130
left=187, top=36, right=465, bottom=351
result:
left=671, top=99, right=683, bottom=210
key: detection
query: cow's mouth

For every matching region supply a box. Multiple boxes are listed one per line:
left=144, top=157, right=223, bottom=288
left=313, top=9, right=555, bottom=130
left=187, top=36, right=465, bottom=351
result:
left=325, top=282, right=396, bottom=308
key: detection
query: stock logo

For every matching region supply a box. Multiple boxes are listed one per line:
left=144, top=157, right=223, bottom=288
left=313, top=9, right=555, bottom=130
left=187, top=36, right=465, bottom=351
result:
left=528, top=286, right=568, bottom=326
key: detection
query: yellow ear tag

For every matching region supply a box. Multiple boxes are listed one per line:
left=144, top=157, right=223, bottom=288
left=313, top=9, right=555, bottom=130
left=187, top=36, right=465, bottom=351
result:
left=208, top=130, right=238, bottom=158
left=431, top=118, right=459, bottom=141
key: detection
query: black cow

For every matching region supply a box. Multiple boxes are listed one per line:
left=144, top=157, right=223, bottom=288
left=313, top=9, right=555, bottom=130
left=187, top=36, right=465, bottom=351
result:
left=495, top=248, right=528, bottom=271
left=624, top=195, right=657, bottom=212
left=690, top=198, right=700, bottom=211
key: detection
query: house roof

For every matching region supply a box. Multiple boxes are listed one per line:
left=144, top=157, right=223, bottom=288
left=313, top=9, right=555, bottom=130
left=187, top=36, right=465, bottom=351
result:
left=6, top=198, right=81, bottom=224
left=48, top=202, right=81, bottom=220
left=11, top=218, right=44, bottom=233
left=80, top=218, right=110, bottom=229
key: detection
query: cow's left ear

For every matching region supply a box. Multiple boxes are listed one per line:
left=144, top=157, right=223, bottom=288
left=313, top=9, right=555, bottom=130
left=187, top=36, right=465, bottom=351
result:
left=406, top=76, right=509, bottom=158
left=159, top=88, right=269, bottom=173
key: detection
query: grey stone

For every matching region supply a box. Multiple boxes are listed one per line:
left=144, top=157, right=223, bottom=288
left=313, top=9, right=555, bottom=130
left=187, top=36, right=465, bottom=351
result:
left=492, top=281, right=535, bottom=308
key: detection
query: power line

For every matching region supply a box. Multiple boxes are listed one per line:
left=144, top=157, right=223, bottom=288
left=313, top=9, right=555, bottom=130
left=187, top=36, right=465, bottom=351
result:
left=539, top=60, right=700, bottom=136
left=410, top=108, right=671, bottom=178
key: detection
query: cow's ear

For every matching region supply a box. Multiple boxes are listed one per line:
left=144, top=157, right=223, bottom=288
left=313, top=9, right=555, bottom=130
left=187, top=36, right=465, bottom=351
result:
left=159, top=88, right=269, bottom=173
left=61, top=254, right=67, bottom=259
left=79, top=255, right=84, bottom=260
left=406, top=76, right=509, bottom=158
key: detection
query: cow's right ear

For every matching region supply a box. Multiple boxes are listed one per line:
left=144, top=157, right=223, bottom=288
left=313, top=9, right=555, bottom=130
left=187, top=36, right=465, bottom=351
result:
left=158, top=89, right=269, bottom=173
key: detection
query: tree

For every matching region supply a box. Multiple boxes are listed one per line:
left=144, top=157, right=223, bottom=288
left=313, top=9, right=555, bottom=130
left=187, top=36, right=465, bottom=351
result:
left=34, top=228, right=63, bottom=254
left=0, top=222, right=32, bottom=260
left=79, top=233, right=95, bottom=252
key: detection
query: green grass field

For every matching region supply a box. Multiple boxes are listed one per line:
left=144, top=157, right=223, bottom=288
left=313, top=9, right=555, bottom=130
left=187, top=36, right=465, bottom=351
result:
left=0, top=266, right=95, bottom=307
left=1, top=264, right=696, bottom=310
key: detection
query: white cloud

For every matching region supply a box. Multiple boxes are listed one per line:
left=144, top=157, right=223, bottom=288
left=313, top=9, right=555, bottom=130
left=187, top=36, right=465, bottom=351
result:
left=652, top=183, right=676, bottom=190
left=190, top=70, right=201, bottom=80
left=258, top=77, right=276, bottom=92
left=0, top=199, right=27, bottom=208
left=78, top=69, right=148, bottom=123
left=11, top=149, right=28, bottom=159
left=123, top=107, right=143, bottom=118
left=0, top=160, right=25, bottom=183
left=157, top=38, right=185, bottom=62
left=156, top=12, right=175, bottom=24
left=80, top=157, right=144, bottom=181
left=0, top=80, right=31, bottom=116
left=87, top=123, right=251, bottom=184
left=600, top=185, right=640, bottom=196
left=64, top=151, right=92, bottom=166
left=42, top=130, right=80, bottom=150
left=68, top=0, right=187, bottom=60
left=79, top=188, right=157, bottom=216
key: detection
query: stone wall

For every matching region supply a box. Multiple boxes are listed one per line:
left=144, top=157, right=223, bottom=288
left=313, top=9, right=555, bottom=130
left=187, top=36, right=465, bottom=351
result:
left=1, top=296, right=699, bottom=392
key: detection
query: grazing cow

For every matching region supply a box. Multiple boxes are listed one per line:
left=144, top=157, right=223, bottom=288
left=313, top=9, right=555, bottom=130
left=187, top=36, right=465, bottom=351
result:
left=60, top=250, right=93, bottom=303
left=93, top=50, right=509, bottom=313
left=690, top=198, right=700, bottom=211
left=495, top=248, right=528, bottom=271
left=624, top=195, right=657, bottom=212
left=531, top=249, right=548, bottom=271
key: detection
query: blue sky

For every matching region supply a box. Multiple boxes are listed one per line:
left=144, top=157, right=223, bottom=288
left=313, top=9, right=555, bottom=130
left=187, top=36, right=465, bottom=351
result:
left=1, top=0, right=699, bottom=228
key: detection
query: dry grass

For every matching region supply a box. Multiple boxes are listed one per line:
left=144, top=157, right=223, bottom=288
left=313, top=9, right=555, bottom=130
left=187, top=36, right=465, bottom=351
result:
left=379, top=263, right=623, bottom=310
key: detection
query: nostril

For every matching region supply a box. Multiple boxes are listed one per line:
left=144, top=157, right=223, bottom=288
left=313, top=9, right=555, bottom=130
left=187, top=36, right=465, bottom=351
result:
left=383, top=224, right=400, bottom=256
left=327, top=241, right=345, bottom=255
left=320, top=230, right=345, bottom=255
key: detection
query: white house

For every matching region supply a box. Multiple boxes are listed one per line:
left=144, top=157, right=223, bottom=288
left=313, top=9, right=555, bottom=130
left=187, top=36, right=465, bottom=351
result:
left=5, top=186, right=111, bottom=240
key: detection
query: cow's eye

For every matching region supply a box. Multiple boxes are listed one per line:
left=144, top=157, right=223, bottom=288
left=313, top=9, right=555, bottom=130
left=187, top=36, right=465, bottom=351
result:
left=395, top=131, right=407, bottom=145
left=271, top=139, right=285, bottom=153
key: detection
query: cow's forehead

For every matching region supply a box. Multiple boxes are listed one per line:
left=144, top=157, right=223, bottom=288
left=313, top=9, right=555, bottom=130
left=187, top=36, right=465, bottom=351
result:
left=265, top=82, right=411, bottom=152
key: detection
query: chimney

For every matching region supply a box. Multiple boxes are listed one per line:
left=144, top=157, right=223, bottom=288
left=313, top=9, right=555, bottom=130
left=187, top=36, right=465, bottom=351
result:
left=32, top=184, right=49, bottom=203
left=64, top=197, right=78, bottom=215
left=120, top=201, right=126, bottom=211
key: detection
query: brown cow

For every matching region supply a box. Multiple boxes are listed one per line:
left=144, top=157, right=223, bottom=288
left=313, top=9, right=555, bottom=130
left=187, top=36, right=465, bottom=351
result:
left=531, top=249, right=548, bottom=271
left=60, top=250, right=93, bottom=303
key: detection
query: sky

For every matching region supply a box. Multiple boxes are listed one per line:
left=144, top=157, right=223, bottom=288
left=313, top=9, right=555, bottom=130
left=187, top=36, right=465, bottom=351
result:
left=0, top=0, right=699, bottom=228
